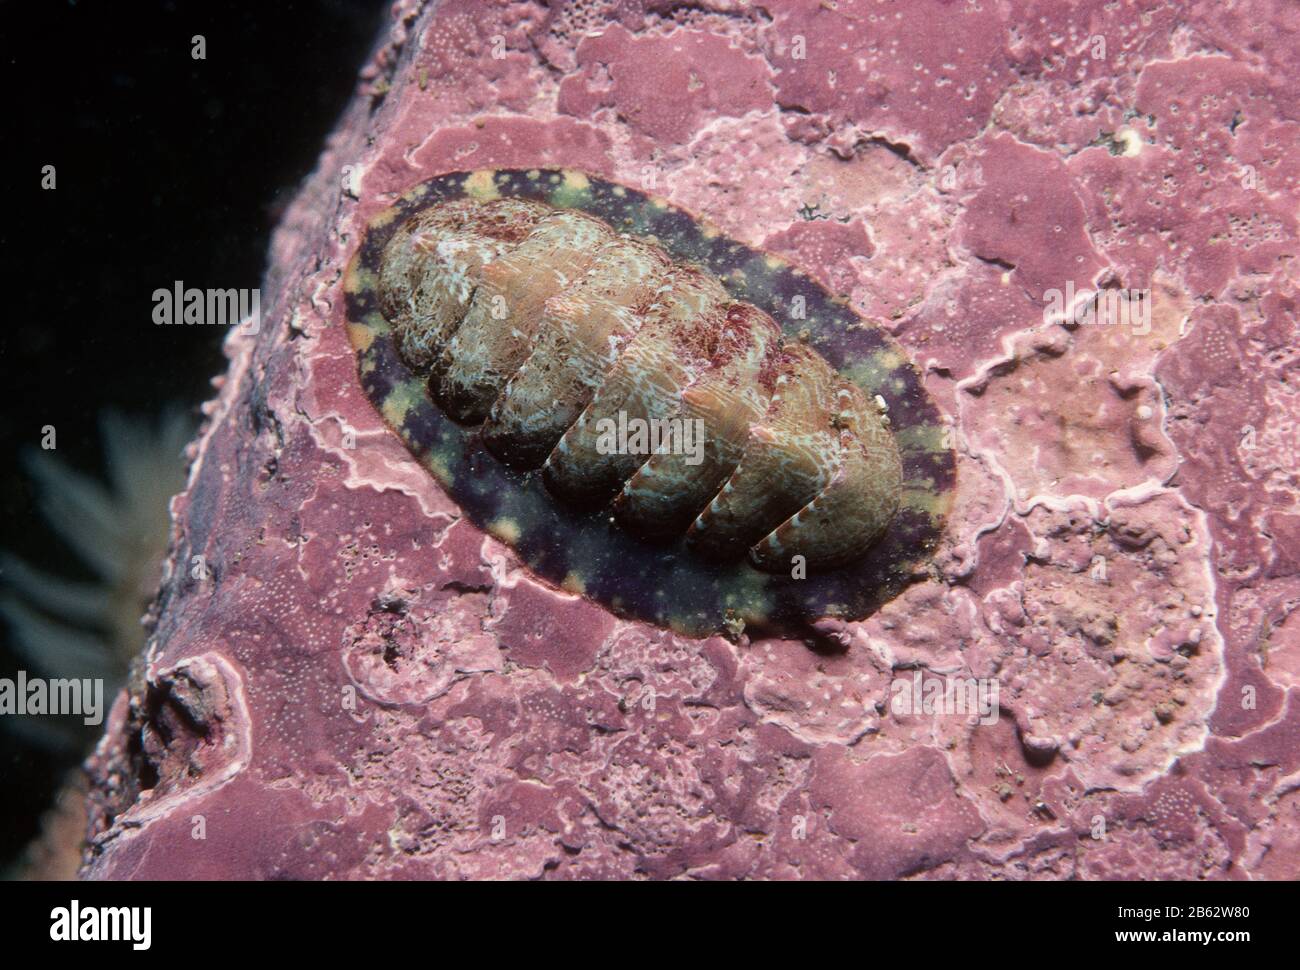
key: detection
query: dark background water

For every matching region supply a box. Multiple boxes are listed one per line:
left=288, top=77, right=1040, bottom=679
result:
left=0, top=0, right=387, bottom=873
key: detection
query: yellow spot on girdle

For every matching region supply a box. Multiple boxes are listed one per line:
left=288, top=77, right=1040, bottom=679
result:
left=842, top=347, right=907, bottom=391
left=343, top=257, right=377, bottom=298
left=465, top=170, right=500, bottom=201
left=893, top=422, right=947, bottom=454
left=424, top=452, right=453, bottom=487
left=399, top=183, right=432, bottom=207
left=552, top=170, right=592, bottom=207
left=368, top=205, right=401, bottom=230
left=561, top=572, right=587, bottom=595
left=381, top=380, right=422, bottom=427
left=873, top=348, right=904, bottom=369
left=347, top=322, right=375, bottom=352
left=489, top=517, right=521, bottom=544
left=901, top=485, right=952, bottom=516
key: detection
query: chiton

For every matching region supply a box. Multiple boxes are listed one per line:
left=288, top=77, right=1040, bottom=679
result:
left=345, top=169, right=955, bottom=637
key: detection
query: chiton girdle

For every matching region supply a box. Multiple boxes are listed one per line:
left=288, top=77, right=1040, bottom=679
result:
left=345, top=168, right=955, bottom=638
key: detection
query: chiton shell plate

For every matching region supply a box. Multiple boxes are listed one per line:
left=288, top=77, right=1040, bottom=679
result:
left=344, top=169, right=955, bottom=637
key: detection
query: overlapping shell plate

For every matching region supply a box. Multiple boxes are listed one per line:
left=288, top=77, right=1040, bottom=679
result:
left=345, top=168, right=955, bottom=637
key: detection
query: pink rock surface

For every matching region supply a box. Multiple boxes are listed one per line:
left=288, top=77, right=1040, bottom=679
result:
left=82, top=0, right=1299, bottom=879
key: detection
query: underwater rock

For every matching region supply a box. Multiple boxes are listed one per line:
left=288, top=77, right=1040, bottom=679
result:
left=82, top=0, right=1300, bottom=880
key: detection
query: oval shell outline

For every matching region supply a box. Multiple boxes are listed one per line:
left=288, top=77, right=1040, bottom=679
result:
left=344, top=168, right=956, bottom=637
